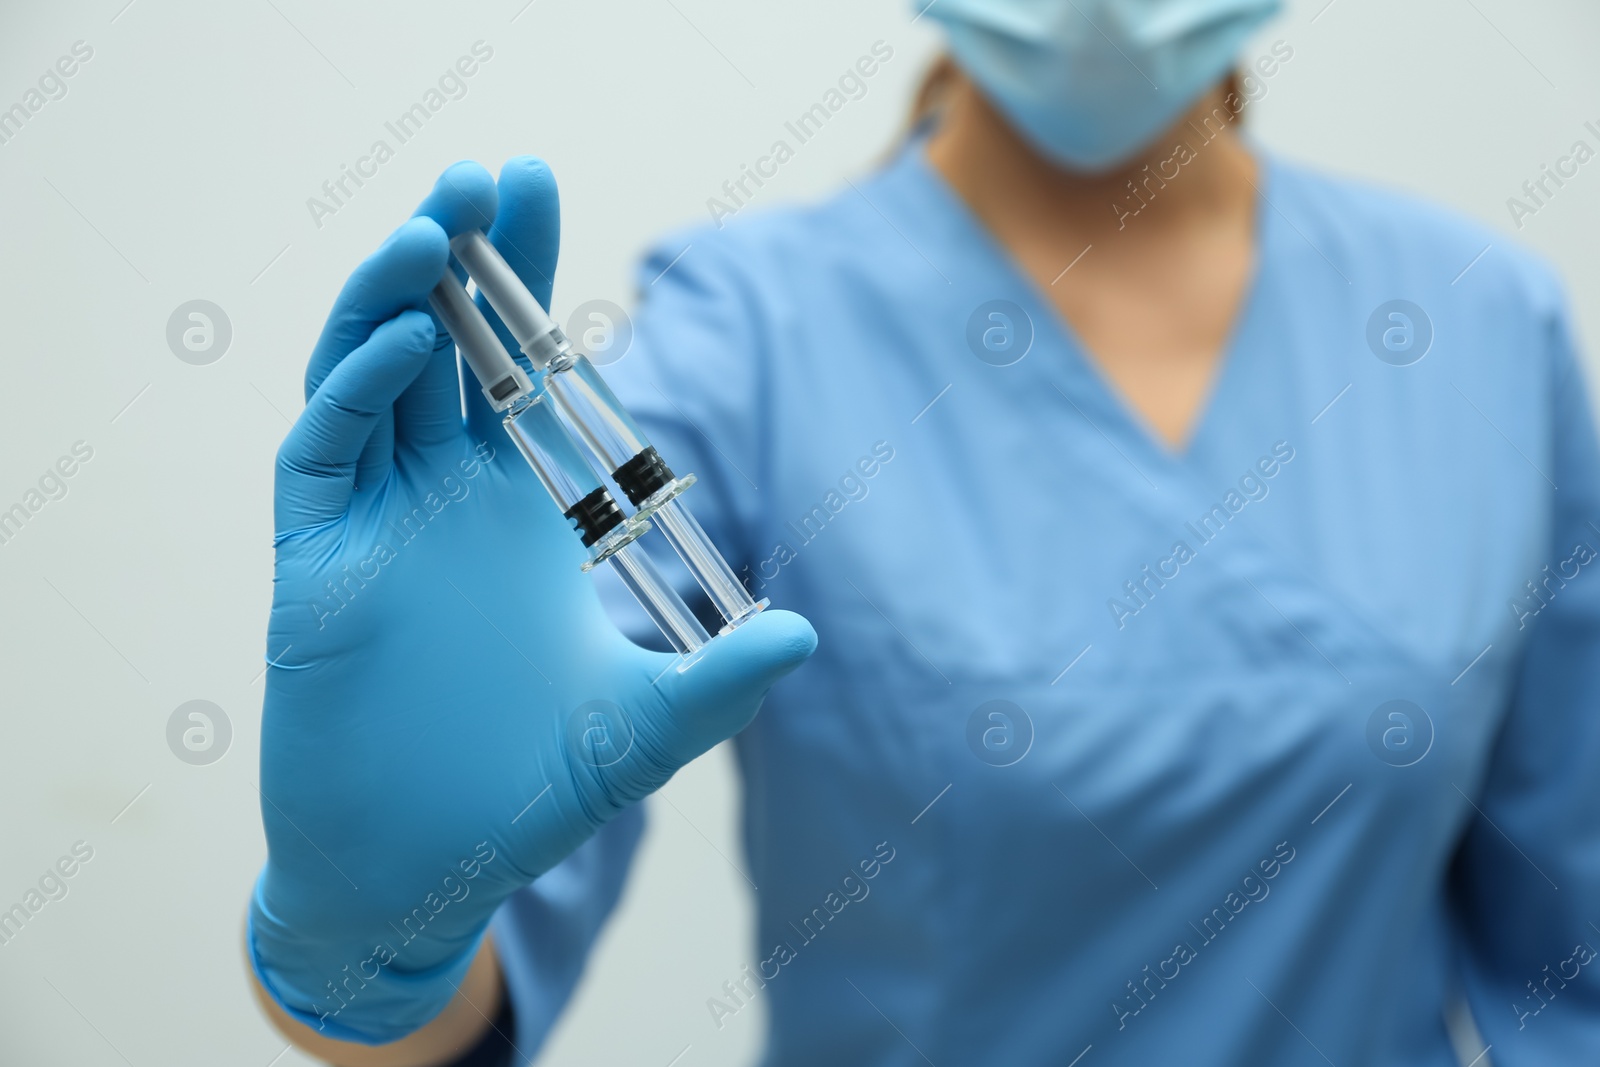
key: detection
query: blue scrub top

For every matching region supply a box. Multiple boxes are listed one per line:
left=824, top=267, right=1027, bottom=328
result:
left=488, top=140, right=1600, bottom=1065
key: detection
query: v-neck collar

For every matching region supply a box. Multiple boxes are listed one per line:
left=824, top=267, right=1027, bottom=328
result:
left=899, top=137, right=1278, bottom=472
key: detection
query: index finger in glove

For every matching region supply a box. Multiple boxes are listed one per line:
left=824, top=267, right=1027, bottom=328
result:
left=302, top=218, right=451, bottom=403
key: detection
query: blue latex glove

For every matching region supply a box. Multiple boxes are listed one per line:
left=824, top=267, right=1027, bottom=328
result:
left=248, top=159, right=816, bottom=1045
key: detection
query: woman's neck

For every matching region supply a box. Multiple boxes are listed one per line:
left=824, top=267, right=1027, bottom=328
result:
left=925, top=77, right=1259, bottom=245
left=921, top=73, right=1264, bottom=451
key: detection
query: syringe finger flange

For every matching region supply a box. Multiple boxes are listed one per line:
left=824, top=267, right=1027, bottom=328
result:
left=624, top=471, right=696, bottom=520
left=580, top=510, right=652, bottom=573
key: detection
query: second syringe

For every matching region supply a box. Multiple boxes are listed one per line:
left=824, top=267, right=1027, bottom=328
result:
left=450, top=229, right=767, bottom=635
left=429, top=275, right=712, bottom=658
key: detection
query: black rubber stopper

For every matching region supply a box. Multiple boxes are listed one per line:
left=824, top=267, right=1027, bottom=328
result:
left=613, top=447, right=675, bottom=507
left=563, top=486, right=625, bottom=547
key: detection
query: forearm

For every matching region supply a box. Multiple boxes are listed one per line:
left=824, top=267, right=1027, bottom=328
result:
left=248, top=932, right=504, bottom=1067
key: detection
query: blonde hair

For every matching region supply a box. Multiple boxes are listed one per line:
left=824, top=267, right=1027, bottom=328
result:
left=907, top=53, right=961, bottom=131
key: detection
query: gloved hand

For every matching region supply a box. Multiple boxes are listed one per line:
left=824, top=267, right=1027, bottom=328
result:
left=248, top=159, right=815, bottom=1045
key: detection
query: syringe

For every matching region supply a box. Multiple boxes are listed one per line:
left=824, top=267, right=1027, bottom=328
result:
left=450, top=230, right=767, bottom=634
left=428, top=274, right=711, bottom=658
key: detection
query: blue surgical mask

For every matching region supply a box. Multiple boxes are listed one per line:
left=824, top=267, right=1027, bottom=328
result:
left=922, top=0, right=1282, bottom=172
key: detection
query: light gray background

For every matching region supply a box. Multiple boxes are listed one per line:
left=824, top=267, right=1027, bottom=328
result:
left=0, top=1, right=1595, bottom=1063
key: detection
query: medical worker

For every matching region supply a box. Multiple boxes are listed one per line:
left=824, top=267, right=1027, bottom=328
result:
left=246, top=1, right=1600, bottom=1063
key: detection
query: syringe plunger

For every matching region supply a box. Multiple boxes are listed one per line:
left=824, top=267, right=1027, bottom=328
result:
left=427, top=273, right=533, bottom=412
left=450, top=231, right=567, bottom=368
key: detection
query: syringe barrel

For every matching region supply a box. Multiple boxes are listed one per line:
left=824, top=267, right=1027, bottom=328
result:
left=542, top=356, right=659, bottom=494
left=606, top=541, right=710, bottom=657
left=650, top=498, right=764, bottom=630
left=502, top=397, right=624, bottom=550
